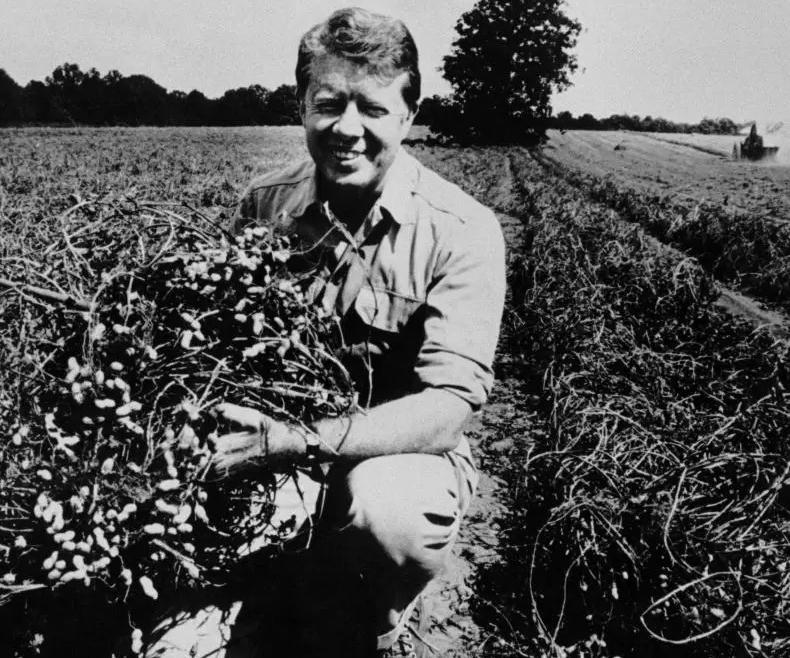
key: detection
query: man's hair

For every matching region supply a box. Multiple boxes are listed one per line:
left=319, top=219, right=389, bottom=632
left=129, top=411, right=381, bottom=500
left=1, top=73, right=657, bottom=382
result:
left=296, top=7, right=421, bottom=113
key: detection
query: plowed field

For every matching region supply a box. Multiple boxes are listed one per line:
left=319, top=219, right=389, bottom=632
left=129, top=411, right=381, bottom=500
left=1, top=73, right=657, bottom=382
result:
left=545, top=129, right=790, bottom=221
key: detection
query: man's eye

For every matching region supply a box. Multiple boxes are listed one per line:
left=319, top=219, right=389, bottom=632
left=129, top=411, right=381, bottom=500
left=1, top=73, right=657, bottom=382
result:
left=313, top=100, right=343, bottom=114
left=360, top=105, right=389, bottom=119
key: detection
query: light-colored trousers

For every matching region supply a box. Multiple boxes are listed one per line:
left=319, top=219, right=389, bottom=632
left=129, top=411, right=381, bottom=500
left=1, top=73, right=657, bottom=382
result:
left=144, top=446, right=477, bottom=657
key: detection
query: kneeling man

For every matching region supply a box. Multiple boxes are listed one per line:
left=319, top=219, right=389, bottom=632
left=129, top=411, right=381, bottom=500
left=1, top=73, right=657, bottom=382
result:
left=214, top=7, right=505, bottom=656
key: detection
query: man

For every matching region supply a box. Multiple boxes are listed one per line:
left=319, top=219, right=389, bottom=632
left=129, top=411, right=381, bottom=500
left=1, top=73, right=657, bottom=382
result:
left=212, top=7, right=505, bottom=657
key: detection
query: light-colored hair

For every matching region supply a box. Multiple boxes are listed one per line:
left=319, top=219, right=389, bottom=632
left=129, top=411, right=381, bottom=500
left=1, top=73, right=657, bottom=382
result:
left=296, top=7, right=421, bottom=112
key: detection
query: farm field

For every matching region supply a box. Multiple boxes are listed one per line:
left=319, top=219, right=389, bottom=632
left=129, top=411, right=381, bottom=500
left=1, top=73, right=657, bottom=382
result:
left=642, top=131, right=745, bottom=157
left=642, top=130, right=787, bottom=160
left=2, top=127, right=790, bottom=658
left=542, top=130, right=790, bottom=311
left=0, top=126, right=307, bottom=220
left=544, top=129, right=790, bottom=220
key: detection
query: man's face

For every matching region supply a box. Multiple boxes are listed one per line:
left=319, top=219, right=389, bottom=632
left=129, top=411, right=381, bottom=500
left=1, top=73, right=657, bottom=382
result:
left=301, top=55, right=416, bottom=202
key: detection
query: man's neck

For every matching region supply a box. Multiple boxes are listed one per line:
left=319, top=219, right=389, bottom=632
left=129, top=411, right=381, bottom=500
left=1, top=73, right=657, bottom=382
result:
left=320, top=184, right=380, bottom=235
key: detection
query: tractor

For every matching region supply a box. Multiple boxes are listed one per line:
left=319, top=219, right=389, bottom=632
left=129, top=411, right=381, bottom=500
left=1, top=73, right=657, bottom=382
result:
left=735, top=123, right=779, bottom=160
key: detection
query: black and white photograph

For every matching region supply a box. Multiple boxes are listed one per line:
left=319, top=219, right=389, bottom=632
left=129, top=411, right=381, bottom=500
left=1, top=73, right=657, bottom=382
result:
left=1, top=1, right=789, bottom=656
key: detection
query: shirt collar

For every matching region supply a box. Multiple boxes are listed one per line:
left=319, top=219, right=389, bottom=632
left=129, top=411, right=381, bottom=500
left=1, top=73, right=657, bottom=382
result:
left=288, top=148, right=419, bottom=226
left=376, top=148, right=419, bottom=226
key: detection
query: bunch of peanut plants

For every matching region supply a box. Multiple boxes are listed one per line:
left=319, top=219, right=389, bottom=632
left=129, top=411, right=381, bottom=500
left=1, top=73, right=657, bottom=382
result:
left=0, top=196, right=355, bottom=655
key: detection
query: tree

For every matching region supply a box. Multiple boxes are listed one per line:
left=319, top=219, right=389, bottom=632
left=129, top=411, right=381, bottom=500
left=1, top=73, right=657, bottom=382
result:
left=45, top=62, right=87, bottom=123
left=263, top=85, right=300, bottom=125
left=437, top=0, right=581, bottom=145
left=22, top=80, right=54, bottom=123
left=216, top=85, right=271, bottom=125
left=117, top=75, right=169, bottom=125
left=0, top=69, right=24, bottom=124
left=183, top=90, right=213, bottom=126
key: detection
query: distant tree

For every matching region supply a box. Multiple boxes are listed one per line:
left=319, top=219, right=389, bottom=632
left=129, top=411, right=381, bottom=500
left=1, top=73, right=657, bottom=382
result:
left=114, top=75, right=169, bottom=125
left=714, top=117, right=738, bottom=135
left=651, top=117, right=672, bottom=133
left=0, top=69, right=24, bottom=124
left=46, top=63, right=85, bottom=89
left=184, top=90, right=213, bottom=126
left=264, top=85, right=300, bottom=125
left=45, top=62, right=87, bottom=123
left=576, top=113, right=598, bottom=130
left=79, top=67, right=107, bottom=123
left=546, top=111, right=741, bottom=135
left=104, top=69, right=123, bottom=85
left=437, top=0, right=581, bottom=145
left=100, top=70, right=126, bottom=123
left=552, top=110, right=574, bottom=129
left=21, top=80, right=54, bottom=123
left=696, top=117, right=717, bottom=134
left=216, top=85, right=271, bottom=125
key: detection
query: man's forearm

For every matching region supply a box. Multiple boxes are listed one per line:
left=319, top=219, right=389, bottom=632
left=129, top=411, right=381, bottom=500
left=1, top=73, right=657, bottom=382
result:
left=308, top=388, right=472, bottom=460
left=211, top=389, right=473, bottom=474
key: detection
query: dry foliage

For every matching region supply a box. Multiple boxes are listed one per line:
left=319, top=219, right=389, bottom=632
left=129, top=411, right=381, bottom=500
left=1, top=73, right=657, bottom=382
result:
left=0, top=195, right=355, bottom=654
left=487, top=149, right=790, bottom=657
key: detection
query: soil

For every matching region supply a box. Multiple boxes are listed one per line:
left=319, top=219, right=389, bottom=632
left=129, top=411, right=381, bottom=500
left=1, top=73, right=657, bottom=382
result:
left=420, top=212, right=527, bottom=656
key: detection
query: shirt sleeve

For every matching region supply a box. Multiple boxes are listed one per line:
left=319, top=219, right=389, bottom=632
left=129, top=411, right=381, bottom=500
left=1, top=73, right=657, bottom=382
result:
left=414, top=209, right=506, bottom=410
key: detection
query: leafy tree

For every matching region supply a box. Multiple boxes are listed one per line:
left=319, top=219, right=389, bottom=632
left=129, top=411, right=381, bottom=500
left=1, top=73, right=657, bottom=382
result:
left=184, top=90, right=213, bottom=126
left=79, top=67, right=107, bottom=124
left=45, top=62, right=87, bottom=123
left=216, top=85, right=271, bottom=125
left=22, top=80, right=54, bottom=123
left=0, top=69, right=23, bottom=123
left=117, top=75, right=169, bottom=125
left=413, top=95, right=445, bottom=126
left=264, top=85, right=300, bottom=125
left=437, top=0, right=581, bottom=145
left=577, top=113, right=598, bottom=129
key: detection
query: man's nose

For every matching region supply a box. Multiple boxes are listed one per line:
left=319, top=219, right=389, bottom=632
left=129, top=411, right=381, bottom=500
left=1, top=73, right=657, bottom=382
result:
left=333, top=102, right=365, bottom=137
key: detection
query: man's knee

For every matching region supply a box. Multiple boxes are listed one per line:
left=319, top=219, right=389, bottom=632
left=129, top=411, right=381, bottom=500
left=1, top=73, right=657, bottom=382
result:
left=331, top=453, right=467, bottom=577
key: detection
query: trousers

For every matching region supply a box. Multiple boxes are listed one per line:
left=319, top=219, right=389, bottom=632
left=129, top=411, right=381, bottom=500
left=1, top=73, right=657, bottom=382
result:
left=143, top=445, right=477, bottom=657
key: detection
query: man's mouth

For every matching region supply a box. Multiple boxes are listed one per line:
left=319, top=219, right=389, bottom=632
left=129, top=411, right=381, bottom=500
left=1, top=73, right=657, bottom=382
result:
left=329, top=146, right=365, bottom=163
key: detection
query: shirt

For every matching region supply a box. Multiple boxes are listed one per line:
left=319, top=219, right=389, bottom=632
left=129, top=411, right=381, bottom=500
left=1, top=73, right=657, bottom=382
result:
left=230, top=148, right=506, bottom=412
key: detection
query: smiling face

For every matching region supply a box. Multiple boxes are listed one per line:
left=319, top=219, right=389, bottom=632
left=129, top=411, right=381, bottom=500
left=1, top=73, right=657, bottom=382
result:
left=301, top=54, right=417, bottom=214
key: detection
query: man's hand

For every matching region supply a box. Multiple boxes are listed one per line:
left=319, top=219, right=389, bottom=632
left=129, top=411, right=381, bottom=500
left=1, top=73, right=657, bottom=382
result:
left=211, top=389, right=471, bottom=476
left=210, top=403, right=303, bottom=478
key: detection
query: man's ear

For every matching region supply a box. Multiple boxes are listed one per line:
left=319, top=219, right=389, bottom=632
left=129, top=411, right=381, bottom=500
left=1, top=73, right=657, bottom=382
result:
left=400, top=100, right=420, bottom=140
left=298, top=99, right=307, bottom=125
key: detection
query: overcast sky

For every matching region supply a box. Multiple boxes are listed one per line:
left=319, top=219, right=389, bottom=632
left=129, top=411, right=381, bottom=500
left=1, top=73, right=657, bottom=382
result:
left=2, top=0, right=789, bottom=123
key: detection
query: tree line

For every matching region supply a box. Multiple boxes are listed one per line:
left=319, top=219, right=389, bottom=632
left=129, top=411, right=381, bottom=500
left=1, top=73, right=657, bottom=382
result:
left=0, top=63, right=741, bottom=136
left=414, top=97, right=741, bottom=140
left=548, top=111, right=740, bottom=134
left=0, top=63, right=302, bottom=126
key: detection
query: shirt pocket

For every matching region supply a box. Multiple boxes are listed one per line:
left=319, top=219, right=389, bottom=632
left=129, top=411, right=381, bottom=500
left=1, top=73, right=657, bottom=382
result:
left=353, top=286, right=423, bottom=334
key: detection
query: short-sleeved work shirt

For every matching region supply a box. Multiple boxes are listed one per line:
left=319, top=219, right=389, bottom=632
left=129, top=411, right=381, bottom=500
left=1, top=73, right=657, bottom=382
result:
left=231, top=148, right=506, bottom=412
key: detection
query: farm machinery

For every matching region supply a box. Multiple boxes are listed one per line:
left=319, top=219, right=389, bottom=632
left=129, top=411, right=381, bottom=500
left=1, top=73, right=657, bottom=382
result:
left=734, top=123, right=780, bottom=160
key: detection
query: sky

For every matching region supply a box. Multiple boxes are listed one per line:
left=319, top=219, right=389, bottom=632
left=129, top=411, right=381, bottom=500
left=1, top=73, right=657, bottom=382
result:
left=2, top=0, right=789, bottom=124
